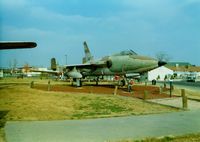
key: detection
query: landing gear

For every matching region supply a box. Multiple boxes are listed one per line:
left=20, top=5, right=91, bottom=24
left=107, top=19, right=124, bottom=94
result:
left=72, top=78, right=82, bottom=87
left=120, top=79, right=126, bottom=86
left=95, top=77, right=99, bottom=86
left=76, top=79, right=82, bottom=87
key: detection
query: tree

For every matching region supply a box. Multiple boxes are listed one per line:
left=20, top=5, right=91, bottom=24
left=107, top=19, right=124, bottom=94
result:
left=13, top=59, right=17, bottom=69
left=24, top=63, right=29, bottom=74
left=155, top=52, right=171, bottom=62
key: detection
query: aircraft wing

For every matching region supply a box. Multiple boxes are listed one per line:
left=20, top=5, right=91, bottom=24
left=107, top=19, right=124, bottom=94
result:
left=31, top=69, right=60, bottom=74
left=65, top=61, right=107, bottom=69
left=0, top=41, right=37, bottom=50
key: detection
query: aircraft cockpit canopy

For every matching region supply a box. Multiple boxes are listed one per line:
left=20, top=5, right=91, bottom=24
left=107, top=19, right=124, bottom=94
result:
left=113, top=50, right=137, bottom=56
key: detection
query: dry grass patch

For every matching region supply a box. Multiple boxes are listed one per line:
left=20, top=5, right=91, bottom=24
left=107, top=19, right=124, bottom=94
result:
left=0, top=85, right=74, bottom=120
left=0, top=83, right=179, bottom=141
left=0, top=84, right=178, bottom=121
left=116, top=133, right=200, bottom=142
left=172, top=88, right=200, bottom=101
left=0, top=77, right=68, bottom=85
left=71, top=95, right=178, bottom=119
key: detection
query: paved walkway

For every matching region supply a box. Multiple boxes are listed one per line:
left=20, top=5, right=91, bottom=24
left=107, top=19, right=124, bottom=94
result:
left=149, top=97, right=200, bottom=110
left=5, top=110, right=200, bottom=142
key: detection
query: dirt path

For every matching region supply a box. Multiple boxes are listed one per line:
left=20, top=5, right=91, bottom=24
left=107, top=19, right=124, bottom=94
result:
left=34, top=84, right=173, bottom=100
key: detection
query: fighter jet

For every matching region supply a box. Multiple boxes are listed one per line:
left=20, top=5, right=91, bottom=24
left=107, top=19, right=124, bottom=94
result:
left=32, top=41, right=166, bottom=86
left=64, top=41, right=166, bottom=86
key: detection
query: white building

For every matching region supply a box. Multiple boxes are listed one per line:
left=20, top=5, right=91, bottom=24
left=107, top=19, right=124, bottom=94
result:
left=0, top=70, right=3, bottom=78
left=148, top=66, right=173, bottom=81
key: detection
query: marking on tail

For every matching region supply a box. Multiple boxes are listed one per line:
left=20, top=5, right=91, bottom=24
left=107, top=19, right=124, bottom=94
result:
left=83, top=41, right=94, bottom=63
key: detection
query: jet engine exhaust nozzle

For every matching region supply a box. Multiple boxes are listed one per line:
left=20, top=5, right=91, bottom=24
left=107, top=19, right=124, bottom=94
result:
left=106, top=60, right=112, bottom=68
left=158, top=61, right=167, bottom=67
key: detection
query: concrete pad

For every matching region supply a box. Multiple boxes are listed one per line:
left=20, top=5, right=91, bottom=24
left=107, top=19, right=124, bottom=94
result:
left=5, top=110, right=200, bottom=142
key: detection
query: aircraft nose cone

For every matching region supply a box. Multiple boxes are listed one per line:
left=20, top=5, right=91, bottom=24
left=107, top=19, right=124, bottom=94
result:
left=158, top=61, right=167, bottom=67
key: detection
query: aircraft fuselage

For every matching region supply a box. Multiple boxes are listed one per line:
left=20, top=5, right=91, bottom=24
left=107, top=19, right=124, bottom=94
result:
left=82, top=54, right=159, bottom=77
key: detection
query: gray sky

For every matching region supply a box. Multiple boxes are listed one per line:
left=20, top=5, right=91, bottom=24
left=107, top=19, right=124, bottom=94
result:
left=0, top=0, right=200, bottom=68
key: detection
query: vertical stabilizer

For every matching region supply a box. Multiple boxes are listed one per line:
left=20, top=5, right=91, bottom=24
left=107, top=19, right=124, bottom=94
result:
left=83, top=41, right=94, bottom=63
left=51, top=58, right=57, bottom=71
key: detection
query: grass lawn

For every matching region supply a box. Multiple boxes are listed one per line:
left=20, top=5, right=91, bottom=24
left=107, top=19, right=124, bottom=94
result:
left=172, top=88, right=200, bottom=101
left=116, top=133, right=200, bottom=142
left=0, top=78, right=182, bottom=142
left=0, top=83, right=178, bottom=121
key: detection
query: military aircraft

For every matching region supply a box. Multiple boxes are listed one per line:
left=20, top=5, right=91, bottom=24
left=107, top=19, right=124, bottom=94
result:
left=33, top=41, right=165, bottom=86
left=62, top=41, right=166, bottom=86
left=0, top=41, right=37, bottom=50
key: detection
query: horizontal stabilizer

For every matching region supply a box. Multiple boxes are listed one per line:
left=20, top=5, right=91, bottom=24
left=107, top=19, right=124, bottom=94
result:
left=30, top=69, right=60, bottom=74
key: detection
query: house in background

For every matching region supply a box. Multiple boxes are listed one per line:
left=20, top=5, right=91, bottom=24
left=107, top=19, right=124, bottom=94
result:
left=167, top=66, right=200, bottom=78
left=166, top=62, right=200, bottom=78
left=147, top=62, right=200, bottom=81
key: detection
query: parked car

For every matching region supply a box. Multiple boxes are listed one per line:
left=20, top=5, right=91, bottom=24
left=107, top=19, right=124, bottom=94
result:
left=186, top=75, right=196, bottom=82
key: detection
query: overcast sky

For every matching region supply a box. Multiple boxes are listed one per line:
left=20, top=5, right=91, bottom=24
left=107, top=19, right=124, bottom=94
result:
left=0, top=0, right=200, bottom=68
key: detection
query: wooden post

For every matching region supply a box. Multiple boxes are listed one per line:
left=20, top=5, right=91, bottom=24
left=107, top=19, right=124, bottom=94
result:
left=164, top=81, right=166, bottom=89
left=128, top=84, right=131, bottom=92
left=171, top=84, right=174, bottom=90
left=90, top=86, right=93, bottom=94
left=145, top=79, right=147, bottom=86
left=143, top=90, right=148, bottom=100
left=48, top=80, right=51, bottom=91
left=159, top=86, right=163, bottom=94
left=130, top=88, right=134, bottom=96
left=169, top=81, right=173, bottom=97
left=114, top=86, right=118, bottom=95
left=30, top=81, right=34, bottom=88
left=181, top=89, right=188, bottom=109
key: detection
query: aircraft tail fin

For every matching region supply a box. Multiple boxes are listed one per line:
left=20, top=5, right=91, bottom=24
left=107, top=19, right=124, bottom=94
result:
left=82, top=41, right=94, bottom=63
left=51, top=58, right=57, bottom=71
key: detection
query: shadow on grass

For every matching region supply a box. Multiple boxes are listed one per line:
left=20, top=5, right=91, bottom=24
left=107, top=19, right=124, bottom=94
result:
left=0, top=110, right=9, bottom=128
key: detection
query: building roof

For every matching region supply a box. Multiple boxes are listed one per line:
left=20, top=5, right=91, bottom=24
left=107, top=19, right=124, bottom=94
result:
left=166, top=62, right=191, bottom=67
left=167, top=66, right=200, bottom=72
